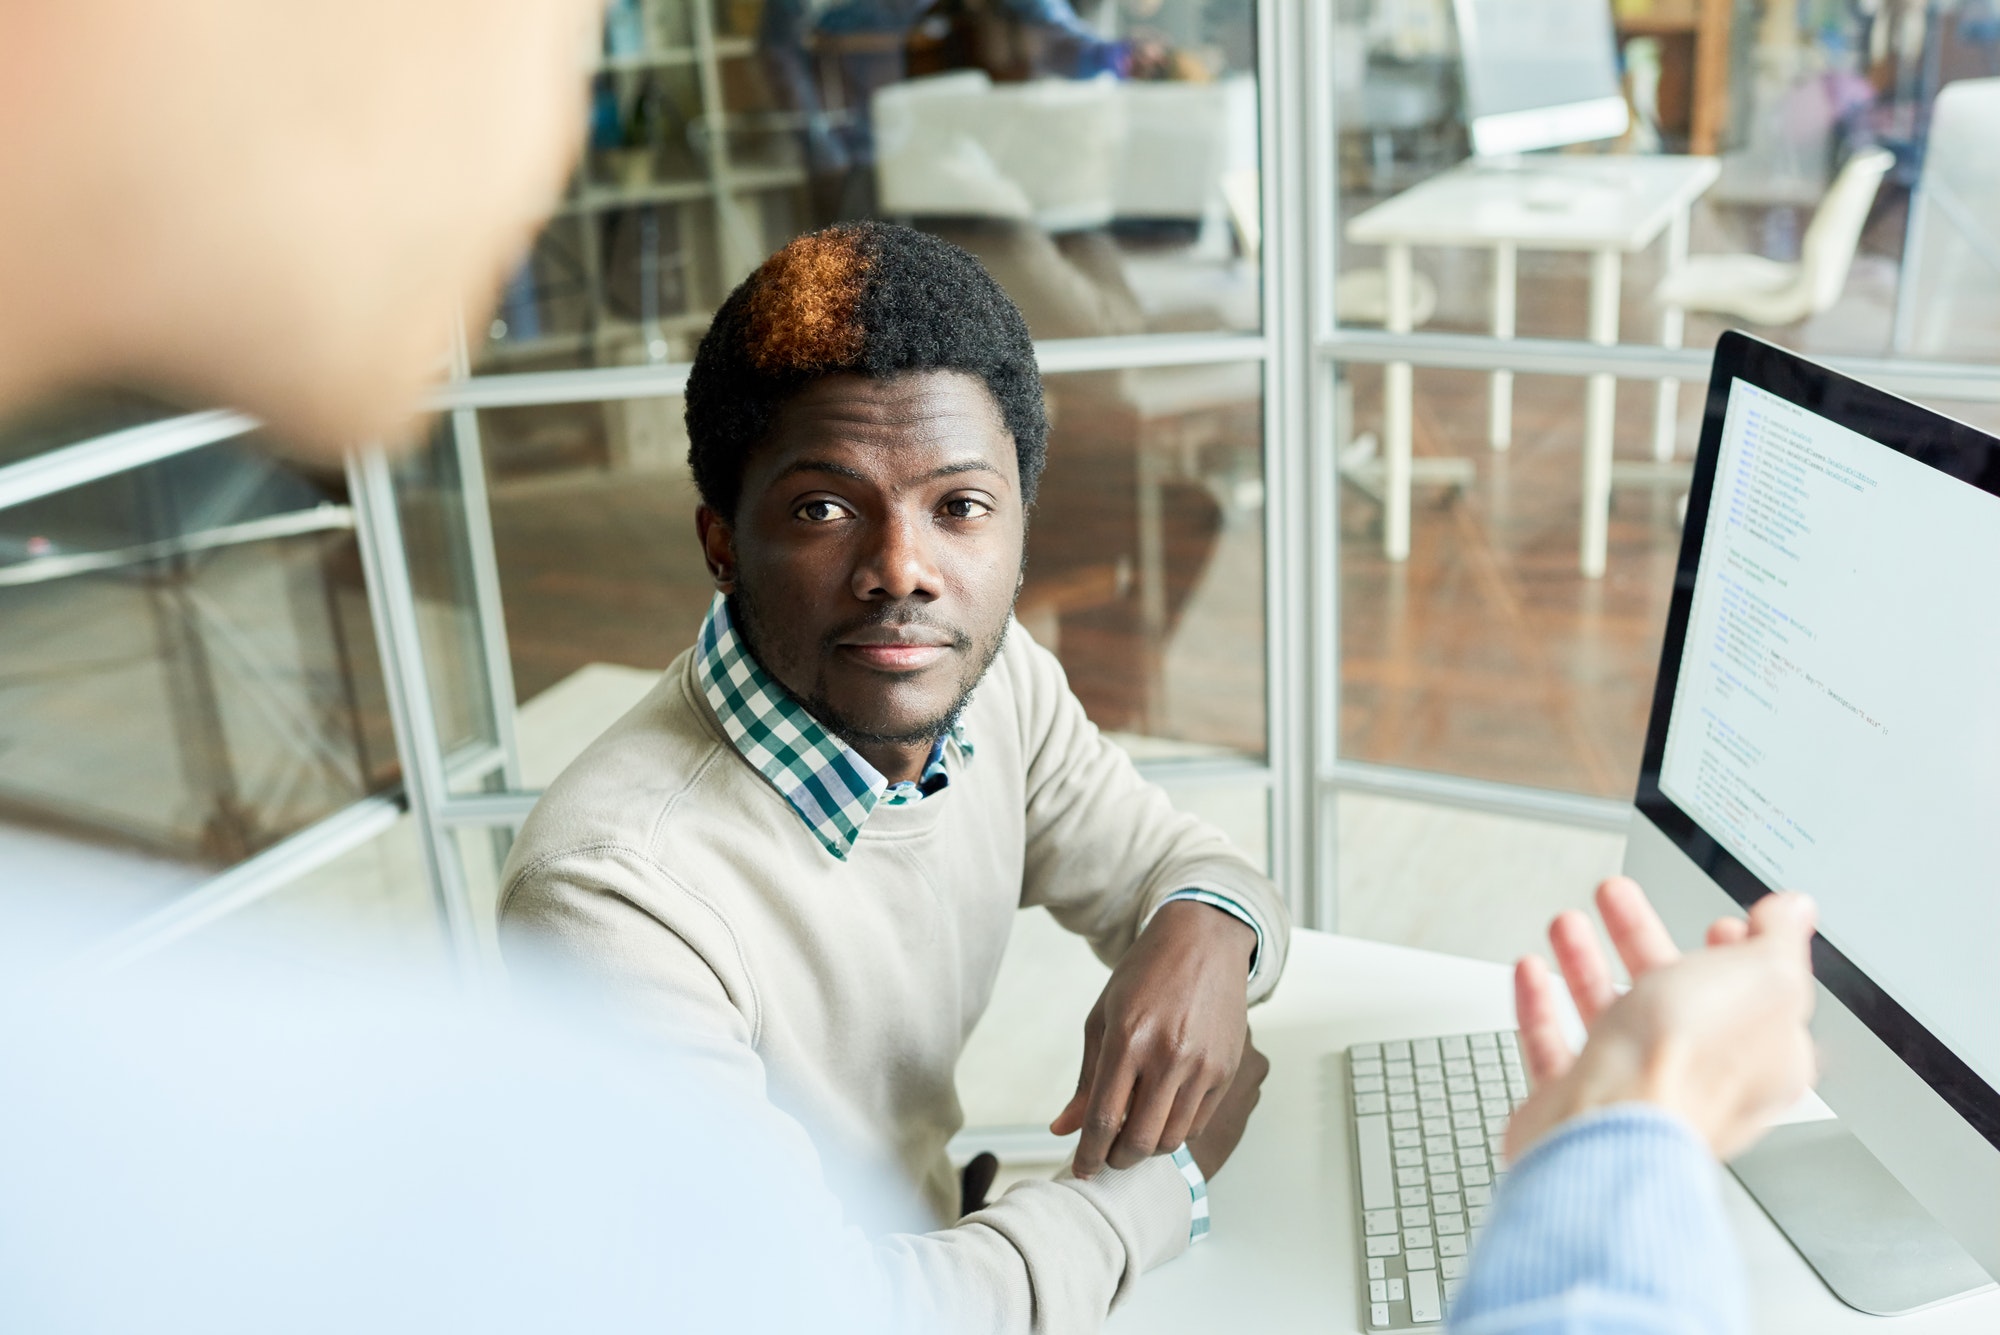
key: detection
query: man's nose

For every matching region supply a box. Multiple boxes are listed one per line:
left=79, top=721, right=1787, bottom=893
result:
left=851, top=509, right=940, bottom=602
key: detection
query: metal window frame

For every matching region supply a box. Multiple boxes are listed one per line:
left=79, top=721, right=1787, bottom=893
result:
left=16, top=7, right=2000, bottom=970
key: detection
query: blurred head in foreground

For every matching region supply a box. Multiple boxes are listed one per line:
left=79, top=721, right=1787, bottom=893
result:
left=0, top=0, right=601, bottom=454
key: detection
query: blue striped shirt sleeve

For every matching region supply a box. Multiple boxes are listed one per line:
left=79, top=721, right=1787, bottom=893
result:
left=1449, top=1105, right=1748, bottom=1335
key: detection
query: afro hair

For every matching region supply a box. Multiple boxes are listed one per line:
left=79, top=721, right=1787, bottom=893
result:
left=684, top=222, right=1047, bottom=518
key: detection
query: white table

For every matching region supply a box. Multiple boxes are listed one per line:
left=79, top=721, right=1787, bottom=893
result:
left=1107, top=930, right=2000, bottom=1333
left=1344, top=156, right=1721, bottom=576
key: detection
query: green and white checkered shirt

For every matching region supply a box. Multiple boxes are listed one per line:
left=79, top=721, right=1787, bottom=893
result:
left=696, top=594, right=969, bottom=860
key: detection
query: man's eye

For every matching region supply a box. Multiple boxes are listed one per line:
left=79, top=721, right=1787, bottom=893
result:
left=943, top=497, right=993, bottom=520
left=796, top=500, right=848, bottom=523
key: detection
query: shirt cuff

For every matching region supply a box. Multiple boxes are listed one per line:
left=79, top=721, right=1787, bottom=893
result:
left=1148, top=888, right=1265, bottom=987
left=1170, top=1144, right=1210, bottom=1245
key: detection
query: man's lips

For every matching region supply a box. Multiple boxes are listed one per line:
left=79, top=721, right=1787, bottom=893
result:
left=834, top=632, right=956, bottom=672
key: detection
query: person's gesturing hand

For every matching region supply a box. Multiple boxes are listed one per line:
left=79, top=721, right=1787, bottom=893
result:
left=1506, top=878, right=1819, bottom=1163
left=1052, top=900, right=1257, bottom=1178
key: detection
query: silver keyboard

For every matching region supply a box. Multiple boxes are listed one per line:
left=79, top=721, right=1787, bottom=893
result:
left=1345, top=1032, right=1528, bottom=1329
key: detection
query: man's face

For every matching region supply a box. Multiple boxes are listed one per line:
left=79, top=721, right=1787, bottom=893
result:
left=699, top=371, right=1026, bottom=751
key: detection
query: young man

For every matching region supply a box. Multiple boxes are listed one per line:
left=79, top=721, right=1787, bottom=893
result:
left=498, top=221, right=1291, bottom=1330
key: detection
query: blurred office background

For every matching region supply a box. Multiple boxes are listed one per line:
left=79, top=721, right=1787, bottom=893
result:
left=4, top=0, right=1998, bottom=997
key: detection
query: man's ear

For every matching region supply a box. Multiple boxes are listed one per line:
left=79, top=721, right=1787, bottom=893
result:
left=695, top=505, right=737, bottom=593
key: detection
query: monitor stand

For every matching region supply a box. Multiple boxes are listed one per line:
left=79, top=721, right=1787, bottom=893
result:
left=1730, top=1119, right=1998, bottom=1315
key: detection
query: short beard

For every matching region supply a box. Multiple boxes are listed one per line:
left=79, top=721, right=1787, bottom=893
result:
left=730, top=587, right=1012, bottom=753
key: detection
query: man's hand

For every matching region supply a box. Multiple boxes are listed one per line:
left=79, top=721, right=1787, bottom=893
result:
left=1185, top=1035, right=1268, bottom=1179
left=1505, top=878, right=1819, bottom=1163
left=1052, top=900, right=1256, bottom=1178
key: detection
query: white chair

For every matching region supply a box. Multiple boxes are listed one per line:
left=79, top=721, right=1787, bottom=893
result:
left=1656, top=147, right=1895, bottom=325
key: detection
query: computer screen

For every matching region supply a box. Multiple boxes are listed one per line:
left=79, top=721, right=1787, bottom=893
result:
left=1655, top=360, right=2000, bottom=1099
left=1452, top=0, right=1629, bottom=155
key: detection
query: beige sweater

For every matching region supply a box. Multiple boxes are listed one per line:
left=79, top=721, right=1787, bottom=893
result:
left=498, top=627, right=1289, bottom=1334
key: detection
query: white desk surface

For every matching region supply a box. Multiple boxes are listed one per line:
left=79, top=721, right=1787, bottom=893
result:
left=1108, top=930, right=2000, bottom=1334
left=1345, top=156, right=1722, bottom=253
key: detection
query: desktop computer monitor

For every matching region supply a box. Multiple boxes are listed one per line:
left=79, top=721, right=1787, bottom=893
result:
left=1628, top=331, right=2000, bottom=1313
left=1450, top=0, right=1630, bottom=155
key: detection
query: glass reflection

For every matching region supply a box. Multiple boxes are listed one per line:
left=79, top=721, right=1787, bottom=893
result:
left=478, top=0, right=1260, bottom=371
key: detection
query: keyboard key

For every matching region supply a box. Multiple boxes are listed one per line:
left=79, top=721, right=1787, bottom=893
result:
left=1468, top=1032, right=1497, bottom=1052
left=1421, top=1116, right=1450, bottom=1137
left=1454, top=1127, right=1482, bottom=1148
left=1353, top=1074, right=1385, bottom=1094
left=1426, top=1153, right=1455, bottom=1175
left=1352, top=1057, right=1384, bottom=1077
left=1473, top=1061, right=1503, bottom=1083
left=1424, top=1135, right=1452, bottom=1156
left=1401, top=1206, right=1429, bottom=1228
left=1485, top=1115, right=1510, bottom=1134
left=1442, top=1256, right=1468, bottom=1280
left=1443, top=1278, right=1462, bottom=1305
left=1495, top=1032, right=1518, bottom=1059
left=1444, top=1058, right=1473, bottom=1079
left=1409, top=1269, right=1443, bottom=1323
left=1390, top=1111, right=1418, bottom=1131
left=1428, top=1171, right=1458, bottom=1194
left=1399, top=1185, right=1428, bottom=1208
left=1508, top=1076, right=1529, bottom=1099
left=1393, top=1128, right=1421, bottom=1149
left=1435, top=1214, right=1466, bottom=1236
left=1389, top=1093, right=1417, bottom=1113
left=1403, top=1227, right=1433, bottom=1249
left=1370, top=1301, right=1390, bottom=1328
left=1461, top=1165, right=1492, bottom=1186
left=1448, top=1093, right=1478, bottom=1112
left=1395, top=1147, right=1422, bottom=1168
left=1355, top=1093, right=1387, bottom=1115
left=1481, top=1097, right=1510, bottom=1118
left=1370, top=1279, right=1387, bottom=1303
left=1489, top=1134, right=1507, bottom=1159
left=1406, top=1247, right=1436, bottom=1271
left=1431, top=1192, right=1461, bottom=1215
left=1464, top=1184, right=1492, bottom=1207
left=1452, top=1110, right=1482, bottom=1129
left=1368, top=1258, right=1386, bottom=1280
left=1397, top=1165, right=1424, bottom=1187
left=1460, top=1146, right=1489, bottom=1167
left=1357, top=1114, right=1395, bottom=1210
left=1384, top=1041, right=1411, bottom=1061
left=1468, top=1205, right=1489, bottom=1226
left=1387, top=1075, right=1415, bottom=1095
left=1388, top=1278, right=1405, bottom=1301
left=1419, top=1099, right=1448, bottom=1119
left=1440, top=1035, right=1469, bottom=1059
left=1438, top=1236, right=1468, bottom=1258
left=1365, top=1234, right=1400, bottom=1257
left=1387, top=1059, right=1415, bottom=1079
left=1364, top=1209, right=1398, bottom=1235
left=1352, top=1043, right=1382, bottom=1060
left=1412, top=1038, right=1441, bottom=1066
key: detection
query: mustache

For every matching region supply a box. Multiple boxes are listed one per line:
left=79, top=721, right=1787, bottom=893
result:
left=819, top=607, right=974, bottom=654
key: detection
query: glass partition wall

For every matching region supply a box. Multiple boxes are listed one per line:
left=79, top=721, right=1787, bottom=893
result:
left=5, top=0, right=1998, bottom=971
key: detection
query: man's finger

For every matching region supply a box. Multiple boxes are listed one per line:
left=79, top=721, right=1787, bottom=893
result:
left=1157, top=1074, right=1214, bottom=1157
left=1748, top=891, right=1817, bottom=947
left=1106, top=1072, right=1179, bottom=1171
left=1596, top=877, right=1681, bottom=978
left=1513, top=955, right=1575, bottom=1086
left=1182, top=1080, right=1228, bottom=1145
left=1050, top=1014, right=1106, bottom=1135
left=1549, top=909, right=1618, bottom=1026
left=1705, top=915, right=1749, bottom=948
left=1070, top=1050, right=1138, bottom=1178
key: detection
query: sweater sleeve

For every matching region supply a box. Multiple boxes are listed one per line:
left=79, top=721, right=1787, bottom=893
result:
left=1008, top=627, right=1290, bottom=999
left=502, top=862, right=1195, bottom=1335
left=1448, top=1106, right=1749, bottom=1335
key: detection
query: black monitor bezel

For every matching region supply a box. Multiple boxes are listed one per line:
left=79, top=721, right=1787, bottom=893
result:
left=1636, top=330, right=2000, bottom=1154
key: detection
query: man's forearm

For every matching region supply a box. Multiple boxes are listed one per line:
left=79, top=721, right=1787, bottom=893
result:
left=1449, top=1106, right=1748, bottom=1335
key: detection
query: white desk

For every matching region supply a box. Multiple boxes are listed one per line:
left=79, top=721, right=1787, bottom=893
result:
left=1108, top=930, right=2000, bottom=1333
left=1345, top=156, right=1721, bottom=576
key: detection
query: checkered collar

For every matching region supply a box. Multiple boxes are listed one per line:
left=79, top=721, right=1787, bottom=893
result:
left=695, top=594, right=971, bottom=860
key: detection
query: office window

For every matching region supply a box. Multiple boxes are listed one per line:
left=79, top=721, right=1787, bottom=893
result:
left=1332, top=0, right=2000, bottom=798
left=477, top=0, right=1262, bottom=374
